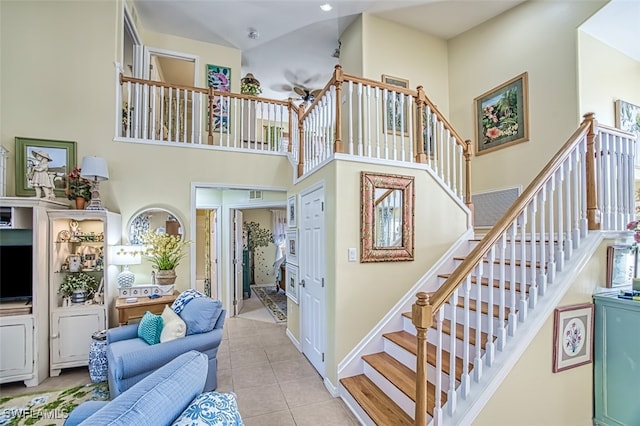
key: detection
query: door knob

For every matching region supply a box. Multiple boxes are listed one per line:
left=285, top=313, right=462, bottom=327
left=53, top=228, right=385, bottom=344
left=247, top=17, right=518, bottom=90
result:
left=300, top=279, right=306, bottom=288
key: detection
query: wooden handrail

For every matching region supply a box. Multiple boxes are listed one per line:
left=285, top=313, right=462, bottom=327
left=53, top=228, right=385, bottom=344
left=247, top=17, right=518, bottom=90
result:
left=341, top=73, right=418, bottom=98
left=429, top=116, right=592, bottom=312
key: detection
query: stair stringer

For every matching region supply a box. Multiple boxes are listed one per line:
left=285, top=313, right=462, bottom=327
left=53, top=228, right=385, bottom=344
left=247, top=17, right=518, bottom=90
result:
left=337, top=228, right=475, bottom=381
left=439, top=231, right=604, bottom=425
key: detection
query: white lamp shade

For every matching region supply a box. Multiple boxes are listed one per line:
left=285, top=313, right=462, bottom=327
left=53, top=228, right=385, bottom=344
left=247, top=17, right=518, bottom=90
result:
left=110, top=245, right=142, bottom=266
left=80, top=156, right=109, bottom=181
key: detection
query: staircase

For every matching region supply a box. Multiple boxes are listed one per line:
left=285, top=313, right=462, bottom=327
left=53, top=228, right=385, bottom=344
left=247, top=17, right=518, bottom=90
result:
left=337, top=115, right=636, bottom=425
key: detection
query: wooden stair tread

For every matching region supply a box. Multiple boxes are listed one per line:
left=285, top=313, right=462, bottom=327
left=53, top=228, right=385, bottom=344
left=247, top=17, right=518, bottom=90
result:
left=452, top=256, right=547, bottom=270
left=437, top=274, right=529, bottom=293
left=362, top=352, right=445, bottom=417
left=401, top=313, right=490, bottom=349
left=455, top=296, right=513, bottom=318
left=383, top=331, right=468, bottom=381
left=340, top=374, right=414, bottom=426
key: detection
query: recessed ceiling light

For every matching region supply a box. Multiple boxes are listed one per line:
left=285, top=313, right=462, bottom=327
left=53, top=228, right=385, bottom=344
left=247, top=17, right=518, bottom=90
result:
left=320, top=4, right=332, bottom=12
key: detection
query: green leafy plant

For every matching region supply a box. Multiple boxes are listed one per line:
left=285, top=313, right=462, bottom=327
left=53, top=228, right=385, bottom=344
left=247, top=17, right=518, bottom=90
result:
left=141, top=231, right=191, bottom=270
left=240, top=81, right=262, bottom=96
left=65, top=167, right=92, bottom=201
left=59, top=272, right=99, bottom=298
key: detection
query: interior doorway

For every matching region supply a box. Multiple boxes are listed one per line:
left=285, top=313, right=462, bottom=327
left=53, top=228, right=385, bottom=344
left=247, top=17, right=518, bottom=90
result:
left=195, top=208, right=219, bottom=299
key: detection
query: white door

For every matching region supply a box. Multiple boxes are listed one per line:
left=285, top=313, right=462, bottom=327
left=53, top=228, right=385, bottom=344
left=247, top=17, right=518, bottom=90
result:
left=300, top=187, right=325, bottom=376
left=209, top=209, right=218, bottom=299
left=232, top=209, right=244, bottom=316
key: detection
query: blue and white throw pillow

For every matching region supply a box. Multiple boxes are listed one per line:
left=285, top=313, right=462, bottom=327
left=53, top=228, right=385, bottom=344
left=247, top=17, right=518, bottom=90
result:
left=171, top=289, right=206, bottom=314
left=171, top=391, right=244, bottom=426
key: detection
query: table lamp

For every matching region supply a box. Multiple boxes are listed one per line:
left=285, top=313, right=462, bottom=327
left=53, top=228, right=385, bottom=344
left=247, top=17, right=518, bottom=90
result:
left=110, top=245, right=141, bottom=287
left=80, top=156, right=109, bottom=210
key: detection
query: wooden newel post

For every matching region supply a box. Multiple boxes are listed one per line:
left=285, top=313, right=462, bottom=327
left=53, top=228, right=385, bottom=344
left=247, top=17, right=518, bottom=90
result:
left=415, top=86, right=427, bottom=164
left=412, top=292, right=433, bottom=426
left=584, top=112, right=601, bottom=230
left=287, top=98, right=294, bottom=153
left=297, top=103, right=306, bottom=178
left=333, top=65, right=344, bottom=154
left=207, top=86, right=214, bottom=145
left=464, top=139, right=474, bottom=220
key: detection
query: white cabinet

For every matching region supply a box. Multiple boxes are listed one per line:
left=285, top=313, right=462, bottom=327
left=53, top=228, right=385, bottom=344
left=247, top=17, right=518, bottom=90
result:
left=51, top=307, right=105, bottom=366
left=0, top=197, right=68, bottom=386
left=0, top=316, right=34, bottom=378
left=48, top=209, right=121, bottom=376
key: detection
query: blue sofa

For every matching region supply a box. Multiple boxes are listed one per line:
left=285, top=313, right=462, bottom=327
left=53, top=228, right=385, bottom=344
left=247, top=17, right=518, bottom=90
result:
left=106, top=298, right=225, bottom=399
left=65, top=351, right=243, bottom=426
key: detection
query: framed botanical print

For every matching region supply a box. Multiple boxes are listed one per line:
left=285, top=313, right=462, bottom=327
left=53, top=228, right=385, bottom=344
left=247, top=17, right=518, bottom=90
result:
left=286, top=229, right=298, bottom=266
left=474, top=72, right=529, bottom=155
left=552, top=303, right=594, bottom=373
left=382, top=74, right=409, bottom=135
left=287, top=195, right=296, bottom=228
left=615, top=99, right=640, bottom=141
left=285, top=263, right=298, bottom=304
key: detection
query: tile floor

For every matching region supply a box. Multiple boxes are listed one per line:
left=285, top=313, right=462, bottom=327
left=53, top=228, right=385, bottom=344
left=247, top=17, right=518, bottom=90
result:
left=0, top=294, right=361, bottom=425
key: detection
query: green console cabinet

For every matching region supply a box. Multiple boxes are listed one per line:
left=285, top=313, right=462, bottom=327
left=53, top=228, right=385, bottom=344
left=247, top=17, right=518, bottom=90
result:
left=593, top=292, right=640, bottom=426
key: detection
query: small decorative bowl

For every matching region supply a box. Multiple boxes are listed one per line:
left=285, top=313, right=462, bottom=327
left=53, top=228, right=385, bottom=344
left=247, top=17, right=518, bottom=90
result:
left=157, top=284, right=175, bottom=295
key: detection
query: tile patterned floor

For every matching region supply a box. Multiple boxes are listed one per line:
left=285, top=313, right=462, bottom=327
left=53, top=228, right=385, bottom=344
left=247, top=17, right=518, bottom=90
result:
left=0, top=295, right=360, bottom=425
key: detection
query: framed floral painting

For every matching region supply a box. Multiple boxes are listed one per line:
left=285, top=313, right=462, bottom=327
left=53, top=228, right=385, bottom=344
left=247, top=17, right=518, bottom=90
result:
left=615, top=99, right=640, bottom=141
left=474, top=72, right=529, bottom=155
left=382, top=74, right=409, bottom=135
left=552, top=303, right=594, bottom=373
left=206, top=64, right=231, bottom=132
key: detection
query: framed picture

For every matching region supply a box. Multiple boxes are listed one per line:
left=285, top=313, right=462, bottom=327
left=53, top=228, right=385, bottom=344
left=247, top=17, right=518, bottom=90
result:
left=552, top=303, right=594, bottom=373
left=615, top=99, right=640, bottom=141
left=287, top=195, right=296, bottom=228
left=15, top=137, right=76, bottom=198
left=206, top=64, right=231, bottom=132
left=474, top=72, right=529, bottom=155
left=382, top=74, right=409, bottom=135
left=286, top=229, right=298, bottom=266
left=606, top=244, right=636, bottom=288
left=285, top=263, right=298, bottom=304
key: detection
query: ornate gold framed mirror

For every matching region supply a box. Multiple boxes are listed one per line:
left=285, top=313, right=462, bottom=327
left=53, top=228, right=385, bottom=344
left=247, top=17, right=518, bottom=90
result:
left=360, top=171, right=415, bottom=262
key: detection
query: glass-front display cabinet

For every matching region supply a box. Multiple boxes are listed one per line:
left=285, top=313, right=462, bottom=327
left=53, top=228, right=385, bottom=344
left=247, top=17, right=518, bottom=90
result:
left=48, top=209, right=120, bottom=376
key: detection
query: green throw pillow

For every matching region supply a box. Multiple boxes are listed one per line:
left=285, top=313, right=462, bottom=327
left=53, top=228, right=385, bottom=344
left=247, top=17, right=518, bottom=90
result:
left=138, top=311, right=163, bottom=345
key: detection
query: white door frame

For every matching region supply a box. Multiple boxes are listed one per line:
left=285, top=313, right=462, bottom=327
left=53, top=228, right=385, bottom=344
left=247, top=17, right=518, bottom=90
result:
left=191, top=183, right=288, bottom=315
left=299, top=181, right=326, bottom=377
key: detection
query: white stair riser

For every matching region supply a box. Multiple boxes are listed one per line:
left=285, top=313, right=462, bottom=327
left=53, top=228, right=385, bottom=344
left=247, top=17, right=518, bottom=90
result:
left=363, top=362, right=415, bottom=418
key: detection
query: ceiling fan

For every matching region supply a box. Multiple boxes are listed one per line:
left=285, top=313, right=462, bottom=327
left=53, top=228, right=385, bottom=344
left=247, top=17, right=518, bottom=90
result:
left=293, top=86, right=322, bottom=103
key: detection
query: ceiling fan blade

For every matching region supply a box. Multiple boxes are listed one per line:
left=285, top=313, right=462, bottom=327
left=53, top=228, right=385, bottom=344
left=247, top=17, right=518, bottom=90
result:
left=271, top=84, right=294, bottom=92
left=310, top=89, right=322, bottom=98
left=293, top=86, right=306, bottom=97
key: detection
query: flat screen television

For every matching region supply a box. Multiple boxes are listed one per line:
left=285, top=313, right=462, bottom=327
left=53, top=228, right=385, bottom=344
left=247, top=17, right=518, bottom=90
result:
left=0, top=244, right=33, bottom=303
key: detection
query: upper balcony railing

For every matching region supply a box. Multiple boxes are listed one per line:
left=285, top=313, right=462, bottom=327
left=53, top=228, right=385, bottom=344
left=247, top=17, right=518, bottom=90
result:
left=115, top=65, right=472, bottom=209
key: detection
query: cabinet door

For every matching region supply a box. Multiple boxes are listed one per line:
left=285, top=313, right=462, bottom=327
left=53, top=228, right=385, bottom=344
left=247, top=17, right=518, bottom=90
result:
left=0, top=316, right=34, bottom=380
left=51, top=308, right=105, bottom=366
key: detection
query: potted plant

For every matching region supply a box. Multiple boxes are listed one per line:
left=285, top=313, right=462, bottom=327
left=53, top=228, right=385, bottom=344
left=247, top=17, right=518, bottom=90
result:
left=65, top=167, right=92, bottom=209
left=59, top=272, right=99, bottom=304
left=141, top=231, right=191, bottom=284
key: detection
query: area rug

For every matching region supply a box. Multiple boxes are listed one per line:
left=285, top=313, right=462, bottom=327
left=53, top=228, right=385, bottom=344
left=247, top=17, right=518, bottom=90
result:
left=0, top=381, right=109, bottom=426
left=251, top=284, right=287, bottom=323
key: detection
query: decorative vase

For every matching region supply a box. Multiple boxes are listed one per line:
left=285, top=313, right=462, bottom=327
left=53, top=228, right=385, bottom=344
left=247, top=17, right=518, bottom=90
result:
left=156, top=269, right=177, bottom=285
left=75, top=197, right=86, bottom=210
left=71, top=289, right=87, bottom=304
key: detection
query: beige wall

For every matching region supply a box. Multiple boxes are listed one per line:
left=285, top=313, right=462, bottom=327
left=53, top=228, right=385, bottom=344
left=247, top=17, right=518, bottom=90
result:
left=0, top=1, right=291, bottom=296
left=475, top=240, right=610, bottom=425
left=448, top=0, right=606, bottom=195
left=578, top=32, right=640, bottom=125
left=339, top=15, right=364, bottom=77
left=361, top=14, right=450, bottom=115
left=326, top=160, right=468, bottom=384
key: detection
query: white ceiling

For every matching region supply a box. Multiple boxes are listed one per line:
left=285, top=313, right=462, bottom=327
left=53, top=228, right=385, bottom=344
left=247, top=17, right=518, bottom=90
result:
left=133, top=0, right=639, bottom=101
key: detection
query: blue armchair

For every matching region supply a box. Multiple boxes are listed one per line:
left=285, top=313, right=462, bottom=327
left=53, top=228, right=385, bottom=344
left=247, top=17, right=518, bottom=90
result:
left=106, top=297, right=225, bottom=399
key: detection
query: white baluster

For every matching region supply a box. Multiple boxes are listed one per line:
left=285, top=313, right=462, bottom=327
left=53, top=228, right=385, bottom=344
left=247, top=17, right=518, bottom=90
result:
left=448, top=288, right=458, bottom=415
left=497, top=234, right=507, bottom=351
left=461, top=277, right=471, bottom=398
left=434, top=307, right=444, bottom=425
left=547, top=174, right=557, bottom=282
left=518, top=209, right=528, bottom=322
left=528, top=198, right=538, bottom=309
left=538, top=189, right=548, bottom=293
left=564, top=156, right=573, bottom=257
left=474, top=263, right=483, bottom=382
left=508, top=222, right=518, bottom=336
left=485, top=246, right=495, bottom=366
left=556, top=167, right=565, bottom=269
